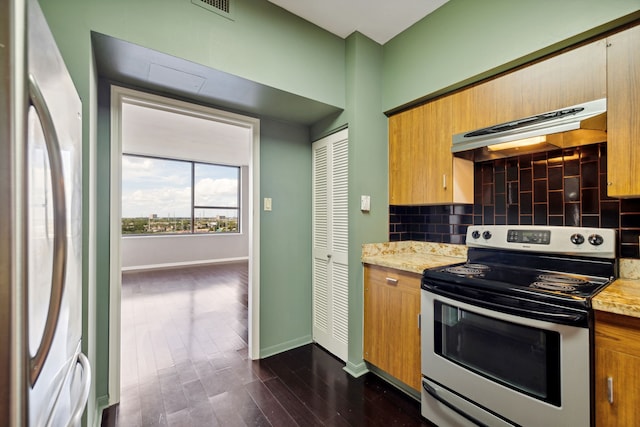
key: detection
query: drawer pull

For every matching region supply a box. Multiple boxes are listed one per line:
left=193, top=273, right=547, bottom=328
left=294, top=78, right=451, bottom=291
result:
left=386, top=277, right=398, bottom=285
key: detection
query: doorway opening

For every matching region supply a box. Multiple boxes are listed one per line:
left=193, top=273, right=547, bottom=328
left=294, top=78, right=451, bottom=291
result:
left=108, top=86, right=261, bottom=405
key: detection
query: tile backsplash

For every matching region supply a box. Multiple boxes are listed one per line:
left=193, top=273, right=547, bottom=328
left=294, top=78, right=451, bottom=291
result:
left=389, top=143, right=640, bottom=258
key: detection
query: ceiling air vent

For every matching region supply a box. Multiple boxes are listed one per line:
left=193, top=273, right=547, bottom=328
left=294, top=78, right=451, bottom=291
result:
left=191, top=0, right=233, bottom=20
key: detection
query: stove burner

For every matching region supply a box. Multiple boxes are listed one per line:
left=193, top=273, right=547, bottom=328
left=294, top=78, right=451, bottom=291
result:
left=536, top=274, right=589, bottom=285
left=530, top=274, right=590, bottom=292
left=445, top=264, right=489, bottom=276
left=530, top=282, right=578, bottom=292
left=464, top=263, right=490, bottom=271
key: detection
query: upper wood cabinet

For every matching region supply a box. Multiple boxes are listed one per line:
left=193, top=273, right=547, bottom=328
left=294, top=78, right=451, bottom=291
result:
left=455, top=39, right=607, bottom=134
left=606, top=25, right=640, bottom=198
left=389, top=97, right=473, bottom=205
left=388, top=26, right=639, bottom=205
left=389, top=105, right=424, bottom=205
left=595, top=310, right=640, bottom=426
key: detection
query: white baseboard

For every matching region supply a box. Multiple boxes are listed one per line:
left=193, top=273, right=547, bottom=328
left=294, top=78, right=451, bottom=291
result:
left=121, top=256, right=249, bottom=272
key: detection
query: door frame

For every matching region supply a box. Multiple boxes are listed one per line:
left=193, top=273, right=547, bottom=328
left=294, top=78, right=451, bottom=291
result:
left=108, top=86, right=261, bottom=405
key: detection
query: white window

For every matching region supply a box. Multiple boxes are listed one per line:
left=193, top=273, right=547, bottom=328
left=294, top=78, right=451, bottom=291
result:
left=121, top=153, right=240, bottom=235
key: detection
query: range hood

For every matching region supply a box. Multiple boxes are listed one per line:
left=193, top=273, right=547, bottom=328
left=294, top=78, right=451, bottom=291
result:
left=452, top=98, right=607, bottom=161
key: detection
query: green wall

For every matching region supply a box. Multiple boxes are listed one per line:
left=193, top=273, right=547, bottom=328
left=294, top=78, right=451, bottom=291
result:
left=309, top=32, right=389, bottom=376
left=259, top=119, right=314, bottom=355
left=42, top=0, right=346, bottom=108
left=383, top=0, right=640, bottom=111
left=343, top=32, right=388, bottom=375
left=93, top=80, right=112, bottom=417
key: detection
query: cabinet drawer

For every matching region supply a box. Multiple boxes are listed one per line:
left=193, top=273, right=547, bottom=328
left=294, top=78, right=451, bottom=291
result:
left=364, top=264, right=421, bottom=293
left=595, top=311, right=640, bottom=356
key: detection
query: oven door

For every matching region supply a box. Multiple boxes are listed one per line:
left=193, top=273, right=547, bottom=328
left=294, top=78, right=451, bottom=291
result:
left=421, top=290, right=591, bottom=427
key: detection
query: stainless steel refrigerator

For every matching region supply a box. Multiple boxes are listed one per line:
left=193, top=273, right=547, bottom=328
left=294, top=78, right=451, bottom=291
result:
left=1, top=0, right=91, bottom=425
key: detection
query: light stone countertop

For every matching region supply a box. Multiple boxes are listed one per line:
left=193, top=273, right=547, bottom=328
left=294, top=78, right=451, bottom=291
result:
left=362, top=241, right=640, bottom=319
left=361, top=241, right=466, bottom=275
left=593, top=258, right=640, bottom=318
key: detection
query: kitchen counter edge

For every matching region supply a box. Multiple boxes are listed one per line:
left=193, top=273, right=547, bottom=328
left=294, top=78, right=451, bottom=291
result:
left=361, top=241, right=466, bottom=275
left=594, top=259, right=640, bottom=318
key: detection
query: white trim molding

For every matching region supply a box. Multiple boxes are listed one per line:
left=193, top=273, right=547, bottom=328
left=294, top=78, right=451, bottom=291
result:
left=108, top=86, right=261, bottom=406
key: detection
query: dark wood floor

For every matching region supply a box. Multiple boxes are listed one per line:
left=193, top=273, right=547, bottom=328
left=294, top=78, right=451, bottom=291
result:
left=102, top=261, right=432, bottom=426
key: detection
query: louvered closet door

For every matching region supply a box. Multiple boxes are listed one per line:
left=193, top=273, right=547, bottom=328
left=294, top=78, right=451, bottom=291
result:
left=312, top=129, right=348, bottom=361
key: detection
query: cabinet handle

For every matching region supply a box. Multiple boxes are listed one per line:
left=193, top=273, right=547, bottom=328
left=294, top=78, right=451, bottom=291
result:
left=385, top=277, right=398, bottom=286
left=418, top=313, right=421, bottom=330
left=607, top=377, right=614, bottom=404
left=442, top=174, right=447, bottom=189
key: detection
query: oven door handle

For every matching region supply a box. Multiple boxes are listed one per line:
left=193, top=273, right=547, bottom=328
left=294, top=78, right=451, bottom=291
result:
left=424, top=282, right=589, bottom=327
left=423, top=381, right=489, bottom=427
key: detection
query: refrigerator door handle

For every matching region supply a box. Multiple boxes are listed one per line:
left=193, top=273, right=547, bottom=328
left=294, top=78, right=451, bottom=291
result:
left=27, top=73, right=68, bottom=387
left=66, top=352, right=91, bottom=427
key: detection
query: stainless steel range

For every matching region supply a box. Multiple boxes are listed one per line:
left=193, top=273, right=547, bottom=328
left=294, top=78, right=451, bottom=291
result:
left=420, top=225, right=616, bottom=427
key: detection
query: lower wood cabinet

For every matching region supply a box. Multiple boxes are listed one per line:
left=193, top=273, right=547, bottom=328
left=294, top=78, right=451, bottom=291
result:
left=595, top=310, right=640, bottom=426
left=363, top=264, right=421, bottom=391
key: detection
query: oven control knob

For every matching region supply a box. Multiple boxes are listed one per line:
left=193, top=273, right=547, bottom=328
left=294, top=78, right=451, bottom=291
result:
left=471, top=230, right=481, bottom=239
left=482, top=231, right=492, bottom=240
left=570, top=233, right=585, bottom=245
left=588, top=234, right=604, bottom=246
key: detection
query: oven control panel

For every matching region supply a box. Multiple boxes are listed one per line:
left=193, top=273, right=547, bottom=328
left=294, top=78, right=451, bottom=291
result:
left=466, top=225, right=616, bottom=258
left=506, top=229, right=551, bottom=244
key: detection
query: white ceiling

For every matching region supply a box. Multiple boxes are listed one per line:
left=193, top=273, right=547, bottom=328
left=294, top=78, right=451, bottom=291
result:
left=122, top=102, right=251, bottom=166
left=267, top=0, right=449, bottom=44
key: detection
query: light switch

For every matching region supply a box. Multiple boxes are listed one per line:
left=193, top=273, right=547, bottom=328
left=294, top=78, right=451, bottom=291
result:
left=264, top=197, right=272, bottom=211
left=360, top=195, right=371, bottom=212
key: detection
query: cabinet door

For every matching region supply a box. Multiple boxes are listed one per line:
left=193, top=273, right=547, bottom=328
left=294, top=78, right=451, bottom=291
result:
left=606, top=25, right=640, bottom=198
left=363, top=265, right=421, bottom=391
left=450, top=88, right=479, bottom=134
left=422, top=97, right=474, bottom=205
left=389, top=106, right=424, bottom=205
left=461, top=39, right=607, bottom=132
left=420, top=97, right=452, bottom=204
left=388, top=100, right=473, bottom=205
left=595, top=311, right=640, bottom=426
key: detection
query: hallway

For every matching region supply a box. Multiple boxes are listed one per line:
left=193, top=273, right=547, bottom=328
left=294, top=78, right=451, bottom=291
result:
left=102, top=262, right=430, bottom=426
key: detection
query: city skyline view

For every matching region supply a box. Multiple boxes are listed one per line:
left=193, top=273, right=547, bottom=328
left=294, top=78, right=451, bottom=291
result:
left=121, top=154, right=240, bottom=234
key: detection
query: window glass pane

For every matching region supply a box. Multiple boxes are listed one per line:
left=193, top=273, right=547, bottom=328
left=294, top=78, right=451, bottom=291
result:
left=121, top=155, right=192, bottom=234
left=194, top=163, right=239, bottom=208
left=194, top=208, right=239, bottom=233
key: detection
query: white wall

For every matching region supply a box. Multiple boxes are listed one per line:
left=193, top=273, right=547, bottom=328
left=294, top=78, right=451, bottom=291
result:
left=121, top=166, right=249, bottom=270
left=120, top=233, right=248, bottom=270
